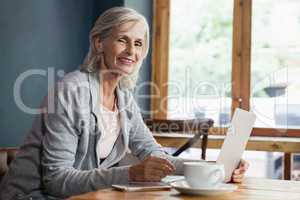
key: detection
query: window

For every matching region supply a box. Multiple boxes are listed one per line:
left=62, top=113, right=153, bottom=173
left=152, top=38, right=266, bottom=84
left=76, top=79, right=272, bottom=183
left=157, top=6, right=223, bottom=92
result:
left=251, top=0, right=300, bottom=129
left=168, top=0, right=233, bottom=127
left=151, top=0, right=300, bottom=137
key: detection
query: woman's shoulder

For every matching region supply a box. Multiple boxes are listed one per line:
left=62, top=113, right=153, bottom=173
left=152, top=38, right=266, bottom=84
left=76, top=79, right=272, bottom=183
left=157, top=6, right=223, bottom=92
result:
left=60, top=70, right=89, bottom=85
left=53, top=70, right=90, bottom=103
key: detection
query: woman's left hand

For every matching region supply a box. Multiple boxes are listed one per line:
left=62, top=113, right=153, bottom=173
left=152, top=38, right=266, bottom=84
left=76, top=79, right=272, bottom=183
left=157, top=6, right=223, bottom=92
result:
left=231, top=159, right=249, bottom=183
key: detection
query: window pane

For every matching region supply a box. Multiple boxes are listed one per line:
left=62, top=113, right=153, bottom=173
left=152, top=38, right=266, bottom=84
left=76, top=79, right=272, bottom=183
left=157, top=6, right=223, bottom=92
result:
left=168, top=0, right=233, bottom=126
left=251, top=0, right=300, bottom=129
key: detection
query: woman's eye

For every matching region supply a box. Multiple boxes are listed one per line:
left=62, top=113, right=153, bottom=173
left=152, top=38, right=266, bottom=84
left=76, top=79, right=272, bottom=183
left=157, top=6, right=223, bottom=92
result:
left=118, top=38, right=126, bottom=43
left=135, top=41, right=143, bottom=47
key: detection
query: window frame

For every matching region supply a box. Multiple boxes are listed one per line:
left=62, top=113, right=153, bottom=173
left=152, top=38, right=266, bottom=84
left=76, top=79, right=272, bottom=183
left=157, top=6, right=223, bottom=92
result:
left=151, top=0, right=300, bottom=137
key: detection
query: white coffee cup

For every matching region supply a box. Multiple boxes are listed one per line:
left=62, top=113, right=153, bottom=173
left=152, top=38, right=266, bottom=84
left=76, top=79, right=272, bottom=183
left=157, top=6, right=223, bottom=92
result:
left=184, top=162, right=225, bottom=188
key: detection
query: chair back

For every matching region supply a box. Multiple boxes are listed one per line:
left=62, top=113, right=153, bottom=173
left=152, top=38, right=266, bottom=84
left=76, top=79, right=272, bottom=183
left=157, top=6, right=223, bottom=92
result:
left=144, top=118, right=214, bottom=159
left=0, top=148, right=18, bottom=183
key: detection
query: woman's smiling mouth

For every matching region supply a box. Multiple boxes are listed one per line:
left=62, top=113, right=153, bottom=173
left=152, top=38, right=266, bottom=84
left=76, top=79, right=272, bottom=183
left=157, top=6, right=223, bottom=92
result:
left=118, top=57, right=135, bottom=65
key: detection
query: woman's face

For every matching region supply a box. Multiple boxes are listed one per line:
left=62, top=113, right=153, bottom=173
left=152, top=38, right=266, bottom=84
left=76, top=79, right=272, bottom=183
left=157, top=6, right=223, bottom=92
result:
left=99, top=21, right=147, bottom=75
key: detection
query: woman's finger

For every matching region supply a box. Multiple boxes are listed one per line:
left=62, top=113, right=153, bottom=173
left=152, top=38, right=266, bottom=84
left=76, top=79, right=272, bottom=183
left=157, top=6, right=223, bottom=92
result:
left=146, top=156, right=176, bottom=175
left=150, top=156, right=176, bottom=171
left=150, top=169, right=165, bottom=178
left=150, top=163, right=175, bottom=175
left=233, top=178, right=243, bottom=183
left=234, top=169, right=242, bottom=175
left=234, top=168, right=246, bottom=175
left=148, top=176, right=162, bottom=182
left=239, top=159, right=249, bottom=170
left=233, top=173, right=244, bottom=179
left=233, top=169, right=239, bottom=174
left=232, top=174, right=244, bottom=183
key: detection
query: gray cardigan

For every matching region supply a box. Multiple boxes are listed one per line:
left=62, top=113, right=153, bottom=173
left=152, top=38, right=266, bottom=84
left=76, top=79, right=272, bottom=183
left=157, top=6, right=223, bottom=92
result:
left=0, top=70, right=187, bottom=200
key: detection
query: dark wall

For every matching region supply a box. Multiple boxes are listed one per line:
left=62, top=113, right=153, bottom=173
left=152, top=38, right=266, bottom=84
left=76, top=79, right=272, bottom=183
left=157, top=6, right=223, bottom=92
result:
left=0, top=0, right=126, bottom=147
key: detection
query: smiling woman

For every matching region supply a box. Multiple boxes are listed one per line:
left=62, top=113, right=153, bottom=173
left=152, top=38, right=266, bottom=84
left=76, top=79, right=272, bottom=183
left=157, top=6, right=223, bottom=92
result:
left=0, top=6, right=248, bottom=200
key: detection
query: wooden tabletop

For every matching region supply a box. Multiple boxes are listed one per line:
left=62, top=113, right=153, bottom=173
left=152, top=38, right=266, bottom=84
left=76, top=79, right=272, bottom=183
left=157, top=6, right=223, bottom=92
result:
left=68, top=177, right=300, bottom=200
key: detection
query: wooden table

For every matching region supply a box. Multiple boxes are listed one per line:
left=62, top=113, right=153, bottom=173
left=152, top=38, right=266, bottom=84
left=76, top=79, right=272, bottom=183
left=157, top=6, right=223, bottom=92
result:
left=68, top=177, right=300, bottom=200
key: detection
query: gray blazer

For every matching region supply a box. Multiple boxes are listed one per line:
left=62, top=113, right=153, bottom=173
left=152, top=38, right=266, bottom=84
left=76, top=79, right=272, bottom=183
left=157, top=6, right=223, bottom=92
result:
left=0, top=70, right=186, bottom=200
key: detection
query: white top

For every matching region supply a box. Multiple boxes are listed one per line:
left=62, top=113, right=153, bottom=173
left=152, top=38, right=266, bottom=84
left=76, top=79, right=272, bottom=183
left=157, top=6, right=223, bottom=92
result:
left=96, top=103, right=120, bottom=159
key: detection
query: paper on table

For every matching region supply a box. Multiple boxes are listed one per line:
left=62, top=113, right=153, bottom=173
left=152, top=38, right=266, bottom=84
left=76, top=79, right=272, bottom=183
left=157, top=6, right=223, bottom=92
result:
left=217, top=108, right=256, bottom=182
left=161, top=175, right=185, bottom=183
left=112, top=182, right=171, bottom=192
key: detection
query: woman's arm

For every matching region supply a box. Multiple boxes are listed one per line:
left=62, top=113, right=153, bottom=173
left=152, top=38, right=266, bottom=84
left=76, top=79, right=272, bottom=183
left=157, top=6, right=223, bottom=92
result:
left=126, top=93, right=166, bottom=160
left=126, top=92, right=204, bottom=175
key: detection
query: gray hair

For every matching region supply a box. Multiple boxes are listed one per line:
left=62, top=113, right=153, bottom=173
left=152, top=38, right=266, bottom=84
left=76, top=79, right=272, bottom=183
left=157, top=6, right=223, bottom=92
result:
left=80, top=7, right=150, bottom=89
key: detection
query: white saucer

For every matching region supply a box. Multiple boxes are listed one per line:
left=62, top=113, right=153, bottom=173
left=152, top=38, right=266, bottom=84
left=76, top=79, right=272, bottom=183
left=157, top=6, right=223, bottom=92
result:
left=170, top=180, right=238, bottom=196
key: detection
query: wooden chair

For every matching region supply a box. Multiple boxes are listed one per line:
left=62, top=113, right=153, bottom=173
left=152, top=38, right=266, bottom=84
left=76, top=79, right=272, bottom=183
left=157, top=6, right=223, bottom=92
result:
left=0, top=148, right=18, bottom=183
left=144, top=118, right=214, bottom=160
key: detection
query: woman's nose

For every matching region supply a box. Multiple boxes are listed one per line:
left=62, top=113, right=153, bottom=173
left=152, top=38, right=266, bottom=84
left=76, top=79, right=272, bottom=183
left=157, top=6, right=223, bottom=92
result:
left=125, top=43, right=135, bottom=55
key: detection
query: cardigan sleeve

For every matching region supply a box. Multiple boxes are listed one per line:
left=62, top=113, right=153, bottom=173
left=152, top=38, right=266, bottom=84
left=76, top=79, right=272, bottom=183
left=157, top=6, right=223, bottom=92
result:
left=126, top=92, right=165, bottom=160
left=126, top=91, right=204, bottom=175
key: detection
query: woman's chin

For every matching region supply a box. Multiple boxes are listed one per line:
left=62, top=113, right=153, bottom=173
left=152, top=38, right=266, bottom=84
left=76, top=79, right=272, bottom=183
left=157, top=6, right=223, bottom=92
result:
left=117, top=67, right=135, bottom=75
left=110, top=69, right=133, bottom=77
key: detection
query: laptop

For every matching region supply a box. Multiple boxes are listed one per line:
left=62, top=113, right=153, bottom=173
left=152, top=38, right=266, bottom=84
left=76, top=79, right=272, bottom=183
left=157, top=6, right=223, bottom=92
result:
left=164, top=108, right=256, bottom=183
left=216, top=108, right=256, bottom=182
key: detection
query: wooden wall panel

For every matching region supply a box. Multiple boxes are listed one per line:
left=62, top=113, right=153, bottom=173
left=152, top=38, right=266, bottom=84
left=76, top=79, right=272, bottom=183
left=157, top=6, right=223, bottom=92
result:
left=151, top=0, right=170, bottom=119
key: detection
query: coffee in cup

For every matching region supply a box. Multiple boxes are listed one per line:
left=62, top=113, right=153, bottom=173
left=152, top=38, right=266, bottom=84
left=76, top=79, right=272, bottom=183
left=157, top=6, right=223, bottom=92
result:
left=184, top=162, right=225, bottom=188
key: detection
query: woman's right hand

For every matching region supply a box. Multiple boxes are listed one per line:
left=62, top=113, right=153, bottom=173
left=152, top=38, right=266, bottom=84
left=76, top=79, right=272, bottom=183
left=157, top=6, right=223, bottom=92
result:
left=129, top=156, right=176, bottom=182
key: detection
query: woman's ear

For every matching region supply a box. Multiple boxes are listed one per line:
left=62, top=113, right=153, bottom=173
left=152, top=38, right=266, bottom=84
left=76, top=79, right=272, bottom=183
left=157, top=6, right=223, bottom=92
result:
left=94, top=37, right=103, bottom=53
